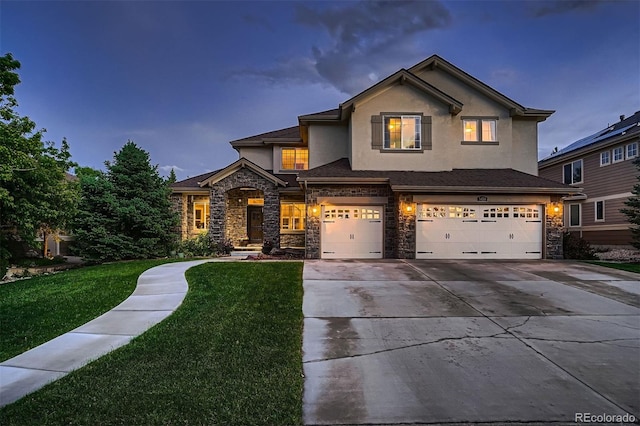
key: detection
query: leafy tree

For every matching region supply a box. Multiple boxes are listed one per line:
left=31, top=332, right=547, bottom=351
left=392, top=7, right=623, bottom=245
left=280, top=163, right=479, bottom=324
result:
left=73, top=142, right=179, bottom=261
left=0, top=53, right=76, bottom=266
left=621, top=157, right=640, bottom=249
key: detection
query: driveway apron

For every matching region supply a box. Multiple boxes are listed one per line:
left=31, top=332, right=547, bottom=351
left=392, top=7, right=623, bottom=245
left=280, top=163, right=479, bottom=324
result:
left=0, top=259, right=214, bottom=407
left=302, top=259, right=640, bottom=425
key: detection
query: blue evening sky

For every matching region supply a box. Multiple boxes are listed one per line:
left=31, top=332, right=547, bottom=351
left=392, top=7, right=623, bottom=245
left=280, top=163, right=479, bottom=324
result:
left=2, top=0, right=638, bottom=180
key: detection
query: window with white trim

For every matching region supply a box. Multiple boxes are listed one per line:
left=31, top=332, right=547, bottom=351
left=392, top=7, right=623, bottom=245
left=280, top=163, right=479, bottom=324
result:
left=384, top=115, right=421, bottom=149
left=626, top=142, right=638, bottom=159
left=612, top=146, right=624, bottom=163
left=280, top=202, right=305, bottom=231
left=595, top=200, right=605, bottom=222
left=463, top=118, right=497, bottom=142
left=600, top=151, right=610, bottom=166
left=569, top=204, right=581, bottom=227
left=281, top=148, right=308, bottom=170
left=194, top=201, right=210, bottom=230
left=563, top=159, right=583, bottom=184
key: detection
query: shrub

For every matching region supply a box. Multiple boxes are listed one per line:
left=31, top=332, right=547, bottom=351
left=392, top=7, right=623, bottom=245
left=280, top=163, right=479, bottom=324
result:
left=563, top=231, right=596, bottom=260
left=215, top=239, right=234, bottom=255
left=262, top=240, right=273, bottom=255
left=177, top=232, right=215, bottom=257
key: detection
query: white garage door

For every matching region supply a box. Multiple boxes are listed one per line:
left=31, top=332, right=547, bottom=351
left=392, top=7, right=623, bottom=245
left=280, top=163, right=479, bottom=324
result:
left=321, top=206, right=383, bottom=259
left=416, top=204, right=543, bottom=259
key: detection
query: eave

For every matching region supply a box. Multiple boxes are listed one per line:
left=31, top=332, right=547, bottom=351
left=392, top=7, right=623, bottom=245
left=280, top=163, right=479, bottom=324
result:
left=391, top=185, right=583, bottom=194
left=297, top=177, right=389, bottom=185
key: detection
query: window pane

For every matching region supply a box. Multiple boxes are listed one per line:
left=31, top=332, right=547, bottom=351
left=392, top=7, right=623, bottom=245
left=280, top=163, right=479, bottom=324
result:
left=463, top=120, right=478, bottom=141
left=613, top=147, right=623, bottom=162
left=627, top=143, right=638, bottom=159
left=573, top=160, right=582, bottom=183
left=600, top=151, right=610, bottom=165
left=295, top=149, right=308, bottom=170
left=595, top=201, right=604, bottom=221
left=402, top=117, right=418, bottom=149
left=282, top=149, right=295, bottom=169
left=387, top=117, right=402, bottom=149
left=570, top=204, right=580, bottom=226
left=482, top=120, right=496, bottom=141
left=563, top=164, right=572, bottom=184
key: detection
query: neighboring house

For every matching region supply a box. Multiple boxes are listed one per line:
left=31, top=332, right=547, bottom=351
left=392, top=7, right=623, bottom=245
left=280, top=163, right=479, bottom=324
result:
left=36, top=172, right=78, bottom=257
left=538, top=111, right=640, bottom=246
left=171, top=55, right=579, bottom=259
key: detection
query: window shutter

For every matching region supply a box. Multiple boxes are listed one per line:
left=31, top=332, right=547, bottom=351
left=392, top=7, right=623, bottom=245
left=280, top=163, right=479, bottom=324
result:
left=422, top=116, right=432, bottom=150
left=371, top=115, right=382, bottom=149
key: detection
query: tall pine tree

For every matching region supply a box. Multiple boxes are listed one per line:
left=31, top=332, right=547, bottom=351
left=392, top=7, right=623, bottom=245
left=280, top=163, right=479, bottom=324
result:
left=73, top=142, right=178, bottom=261
left=621, top=157, right=640, bottom=249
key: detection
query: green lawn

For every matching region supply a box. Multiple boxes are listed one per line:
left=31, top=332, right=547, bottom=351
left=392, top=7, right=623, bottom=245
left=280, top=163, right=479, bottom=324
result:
left=587, top=261, right=640, bottom=274
left=0, top=259, right=175, bottom=362
left=0, top=261, right=304, bottom=425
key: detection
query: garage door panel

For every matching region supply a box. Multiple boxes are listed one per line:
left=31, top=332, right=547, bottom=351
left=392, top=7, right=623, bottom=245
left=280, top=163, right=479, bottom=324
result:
left=321, top=206, right=383, bottom=259
left=416, top=204, right=543, bottom=260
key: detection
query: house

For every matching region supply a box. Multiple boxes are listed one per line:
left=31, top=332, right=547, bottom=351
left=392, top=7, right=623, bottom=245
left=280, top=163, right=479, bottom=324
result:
left=538, top=111, right=640, bottom=247
left=171, top=55, right=580, bottom=259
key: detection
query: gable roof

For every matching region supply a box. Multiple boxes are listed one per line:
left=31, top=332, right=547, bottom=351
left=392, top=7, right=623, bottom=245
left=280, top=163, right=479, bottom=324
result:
left=539, top=110, right=640, bottom=166
left=171, top=170, right=219, bottom=192
left=198, top=158, right=288, bottom=188
left=230, top=125, right=302, bottom=148
left=409, top=55, right=554, bottom=121
left=298, top=158, right=578, bottom=194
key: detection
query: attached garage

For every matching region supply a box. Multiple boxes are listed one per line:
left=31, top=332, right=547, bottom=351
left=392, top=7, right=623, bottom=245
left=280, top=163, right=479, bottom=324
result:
left=416, top=204, right=543, bottom=259
left=321, top=206, right=384, bottom=259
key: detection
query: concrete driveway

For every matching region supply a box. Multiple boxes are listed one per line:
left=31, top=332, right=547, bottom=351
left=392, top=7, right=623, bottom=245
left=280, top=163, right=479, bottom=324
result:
left=302, top=260, right=640, bottom=425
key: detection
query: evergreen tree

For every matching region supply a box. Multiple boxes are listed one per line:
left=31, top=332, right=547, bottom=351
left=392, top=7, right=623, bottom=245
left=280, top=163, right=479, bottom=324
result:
left=73, top=142, right=178, bottom=261
left=167, top=168, right=177, bottom=185
left=621, top=157, right=640, bottom=249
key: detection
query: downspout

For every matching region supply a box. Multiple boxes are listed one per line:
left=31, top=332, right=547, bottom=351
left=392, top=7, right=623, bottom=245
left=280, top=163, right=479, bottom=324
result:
left=303, top=179, right=308, bottom=259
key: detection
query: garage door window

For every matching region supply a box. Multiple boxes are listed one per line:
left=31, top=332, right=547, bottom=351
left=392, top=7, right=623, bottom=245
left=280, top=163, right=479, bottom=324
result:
left=324, top=207, right=380, bottom=220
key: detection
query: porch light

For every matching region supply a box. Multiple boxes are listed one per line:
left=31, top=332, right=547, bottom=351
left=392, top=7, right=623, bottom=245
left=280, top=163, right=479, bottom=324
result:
left=312, top=207, right=317, bottom=214
left=405, top=205, right=413, bottom=213
left=553, top=206, right=560, bottom=213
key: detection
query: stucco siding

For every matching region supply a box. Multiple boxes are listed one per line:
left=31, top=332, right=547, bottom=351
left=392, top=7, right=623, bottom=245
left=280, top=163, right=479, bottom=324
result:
left=237, top=146, right=273, bottom=170
left=309, top=124, right=348, bottom=169
left=349, top=81, right=522, bottom=172
left=512, top=119, right=539, bottom=175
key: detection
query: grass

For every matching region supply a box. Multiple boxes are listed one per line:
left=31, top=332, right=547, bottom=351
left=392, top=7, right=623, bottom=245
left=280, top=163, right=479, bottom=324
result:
left=0, top=259, right=175, bottom=362
left=587, top=261, right=640, bottom=274
left=0, top=261, right=304, bottom=425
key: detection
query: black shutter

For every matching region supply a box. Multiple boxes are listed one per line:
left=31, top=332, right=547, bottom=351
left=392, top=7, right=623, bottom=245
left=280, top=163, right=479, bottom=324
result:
left=371, top=115, right=382, bottom=150
left=422, top=116, right=432, bottom=150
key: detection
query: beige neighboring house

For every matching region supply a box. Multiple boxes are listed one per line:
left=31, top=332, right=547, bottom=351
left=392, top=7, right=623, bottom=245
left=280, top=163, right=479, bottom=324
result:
left=539, top=111, right=640, bottom=247
left=171, top=55, right=579, bottom=259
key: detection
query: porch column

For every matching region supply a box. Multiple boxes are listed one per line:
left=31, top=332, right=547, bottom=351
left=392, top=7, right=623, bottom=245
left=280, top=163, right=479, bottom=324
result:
left=262, top=186, right=280, bottom=248
left=209, top=187, right=225, bottom=243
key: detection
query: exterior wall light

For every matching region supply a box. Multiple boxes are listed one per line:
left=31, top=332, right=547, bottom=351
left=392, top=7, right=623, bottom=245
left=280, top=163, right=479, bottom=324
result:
left=405, top=204, right=413, bottom=213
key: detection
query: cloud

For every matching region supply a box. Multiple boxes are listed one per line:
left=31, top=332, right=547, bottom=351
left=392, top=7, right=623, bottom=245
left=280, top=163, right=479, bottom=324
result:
left=235, top=0, right=452, bottom=95
left=530, top=0, right=603, bottom=17
left=159, top=165, right=185, bottom=172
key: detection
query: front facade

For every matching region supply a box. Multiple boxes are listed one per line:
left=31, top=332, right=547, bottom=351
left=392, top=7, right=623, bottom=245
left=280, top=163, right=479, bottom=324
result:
left=538, top=111, right=640, bottom=246
left=172, top=55, right=579, bottom=259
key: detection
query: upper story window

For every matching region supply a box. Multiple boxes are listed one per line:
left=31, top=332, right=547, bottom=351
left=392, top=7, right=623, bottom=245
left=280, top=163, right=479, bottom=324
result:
left=463, top=118, right=497, bottom=143
left=383, top=115, right=421, bottom=149
left=194, top=201, right=210, bottom=230
left=563, top=159, right=583, bottom=185
left=281, top=148, right=308, bottom=170
left=627, top=142, right=638, bottom=159
left=600, top=151, right=610, bottom=166
left=612, top=146, right=624, bottom=163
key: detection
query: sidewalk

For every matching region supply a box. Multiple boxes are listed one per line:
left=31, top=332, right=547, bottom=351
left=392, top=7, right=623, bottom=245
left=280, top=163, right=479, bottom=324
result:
left=0, top=259, right=214, bottom=407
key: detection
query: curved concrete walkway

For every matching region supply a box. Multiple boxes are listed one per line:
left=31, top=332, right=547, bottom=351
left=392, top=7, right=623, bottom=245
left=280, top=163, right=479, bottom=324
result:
left=0, top=259, right=215, bottom=407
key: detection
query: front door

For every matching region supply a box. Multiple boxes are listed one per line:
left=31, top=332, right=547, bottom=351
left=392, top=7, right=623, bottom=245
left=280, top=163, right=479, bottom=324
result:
left=247, top=206, right=263, bottom=243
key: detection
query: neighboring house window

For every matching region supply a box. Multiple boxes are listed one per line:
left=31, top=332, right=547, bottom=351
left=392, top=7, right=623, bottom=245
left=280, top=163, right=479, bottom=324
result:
left=627, top=142, right=638, bottom=159
left=600, top=151, right=610, bottom=166
left=612, top=146, right=623, bottom=163
left=595, top=200, right=605, bottom=222
left=194, top=201, right=210, bottom=229
left=280, top=202, right=305, bottom=231
left=569, top=204, right=581, bottom=227
left=383, top=115, right=421, bottom=149
left=563, top=159, right=583, bottom=184
left=463, top=118, right=497, bottom=142
left=281, top=148, right=308, bottom=170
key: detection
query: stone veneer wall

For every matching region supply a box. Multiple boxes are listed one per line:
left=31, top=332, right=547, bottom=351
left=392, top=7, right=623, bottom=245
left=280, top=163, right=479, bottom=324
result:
left=170, top=193, right=209, bottom=240
left=209, top=168, right=280, bottom=248
left=396, top=193, right=416, bottom=259
left=304, top=184, right=395, bottom=259
left=226, top=188, right=263, bottom=245
left=545, top=200, right=564, bottom=259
